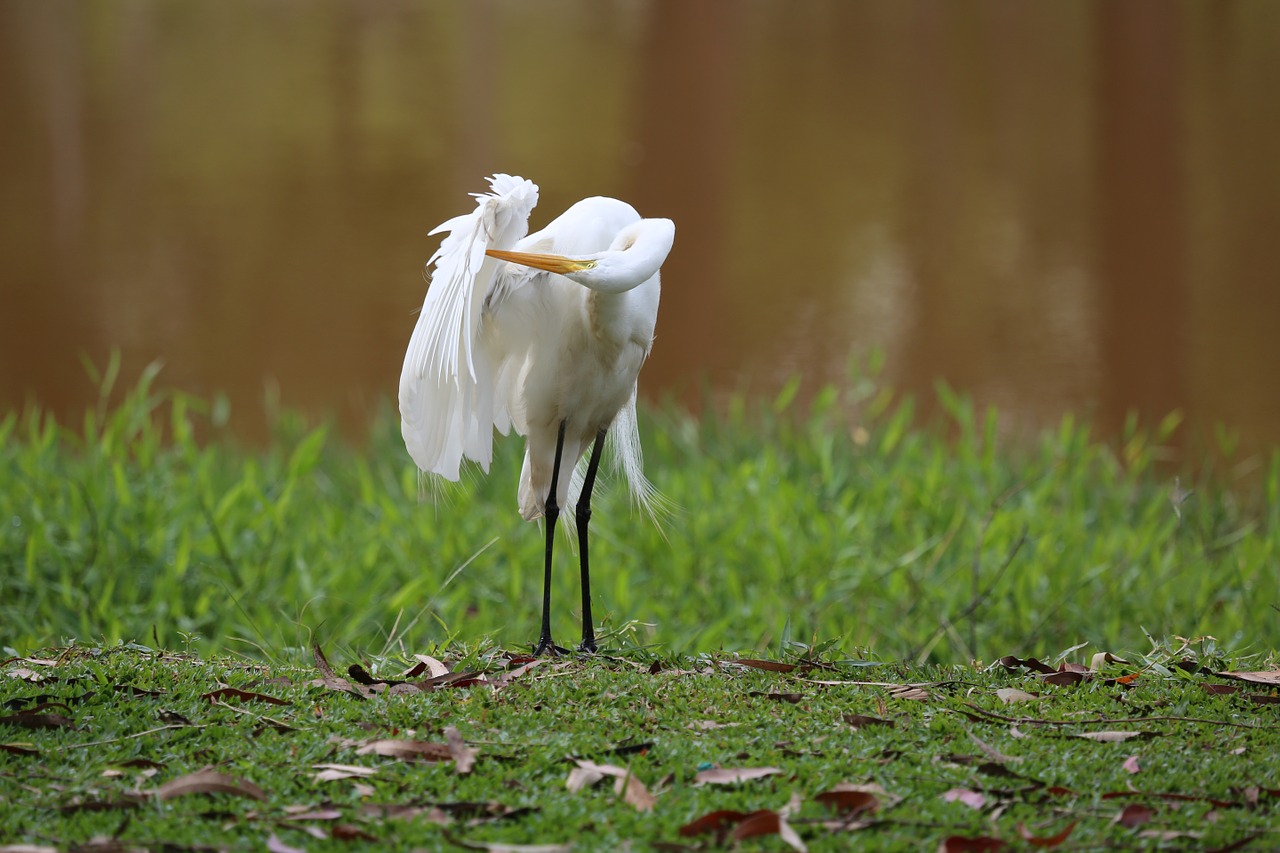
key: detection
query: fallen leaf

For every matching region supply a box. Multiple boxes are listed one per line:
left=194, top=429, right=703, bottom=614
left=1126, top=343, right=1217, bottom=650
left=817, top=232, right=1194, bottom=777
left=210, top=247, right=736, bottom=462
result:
left=154, top=768, right=266, bottom=801
left=445, top=726, right=477, bottom=775
left=888, top=685, right=929, bottom=701
left=996, top=687, right=1040, bottom=704
left=409, top=654, right=451, bottom=678
left=687, top=720, right=737, bottom=730
left=0, top=712, right=74, bottom=730
left=1122, top=755, right=1141, bottom=774
left=1203, top=684, right=1237, bottom=696
left=282, top=808, right=342, bottom=821
left=938, top=835, right=1006, bottom=852
left=312, top=763, right=377, bottom=782
left=843, top=713, right=894, bottom=730
left=1090, top=652, right=1128, bottom=671
left=750, top=691, right=802, bottom=704
left=1214, top=670, right=1280, bottom=685
left=267, top=834, right=306, bottom=853
left=440, top=833, right=572, bottom=853
left=1040, top=671, right=1085, bottom=687
left=968, top=730, right=1020, bottom=763
left=732, top=659, right=797, bottom=673
left=357, top=739, right=453, bottom=761
left=1016, top=821, right=1076, bottom=848
left=1116, top=803, right=1154, bottom=828
left=1, top=742, right=39, bottom=756
left=564, top=760, right=655, bottom=812
left=693, top=766, right=782, bottom=785
left=331, top=824, right=377, bottom=841
left=942, top=788, right=987, bottom=810
left=1073, top=731, right=1156, bottom=743
left=814, top=789, right=879, bottom=817
left=732, top=810, right=806, bottom=852
left=202, top=687, right=290, bottom=706
left=679, top=809, right=765, bottom=837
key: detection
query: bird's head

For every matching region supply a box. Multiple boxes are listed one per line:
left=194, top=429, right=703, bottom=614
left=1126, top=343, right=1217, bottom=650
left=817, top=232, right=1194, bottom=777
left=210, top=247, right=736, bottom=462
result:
left=485, top=218, right=674, bottom=295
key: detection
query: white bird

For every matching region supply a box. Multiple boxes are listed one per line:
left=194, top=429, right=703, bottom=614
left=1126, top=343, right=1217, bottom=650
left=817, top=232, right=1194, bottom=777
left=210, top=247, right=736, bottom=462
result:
left=399, top=174, right=675, bottom=655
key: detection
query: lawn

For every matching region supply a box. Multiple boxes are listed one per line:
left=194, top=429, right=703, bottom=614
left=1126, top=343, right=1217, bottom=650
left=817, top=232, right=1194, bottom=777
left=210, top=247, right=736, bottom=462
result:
left=2, top=359, right=1280, bottom=849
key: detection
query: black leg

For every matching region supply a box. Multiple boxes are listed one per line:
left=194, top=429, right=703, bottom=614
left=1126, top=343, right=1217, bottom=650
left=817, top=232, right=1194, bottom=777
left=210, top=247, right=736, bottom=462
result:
left=534, top=421, right=568, bottom=657
left=576, top=428, right=608, bottom=653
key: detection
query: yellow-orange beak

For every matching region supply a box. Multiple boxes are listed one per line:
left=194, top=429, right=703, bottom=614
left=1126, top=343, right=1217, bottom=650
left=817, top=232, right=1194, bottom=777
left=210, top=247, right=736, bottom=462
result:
left=485, top=248, right=596, bottom=275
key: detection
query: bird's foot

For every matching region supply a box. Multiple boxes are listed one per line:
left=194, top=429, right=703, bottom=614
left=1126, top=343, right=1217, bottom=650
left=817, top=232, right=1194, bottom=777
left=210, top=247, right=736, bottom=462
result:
left=578, top=637, right=598, bottom=655
left=533, top=638, right=571, bottom=657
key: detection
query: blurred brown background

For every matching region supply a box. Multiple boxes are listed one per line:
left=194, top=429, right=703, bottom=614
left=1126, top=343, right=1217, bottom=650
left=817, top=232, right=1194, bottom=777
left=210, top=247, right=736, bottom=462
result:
left=2, top=1, right=1278, bottom=453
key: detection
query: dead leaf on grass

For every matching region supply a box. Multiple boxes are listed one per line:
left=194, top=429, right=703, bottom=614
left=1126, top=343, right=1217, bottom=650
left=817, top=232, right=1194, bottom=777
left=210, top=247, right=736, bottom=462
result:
left=937, top=835, right=1007, bottom=852
left=687, top=720, right=737, bottom=731
left=1214, top=670, right=1280, bottom=686
left=942, top=788, right=987, bottom=810
left=693, top=766, right=782, bottom=785
left=888, top=685, right=929, bottom=701
left=1016, top=821, right=1076, bottom=848
left=732, top=659, right=798, bottom=673
left=154, top=767, right=266, bottom=801
left=732, top=810, right=806, bottom=852
left=1122, top=755, right=1141, bottom=774
left=312, top=763, right=377, bottom=782
left=441, top=832, right=572, bottom=853
left=1073, top=731, right=1157, bottom=743
left=996, top=688, right=1040, bottom=704
left=266, top=833, right=306, bottom=853
left=814, top=789, right=879, bottom=817
left=0, top=712, right=74, bottom=730
left=1, top=742, right=38, bottom=756
left=404, top=654, right=451, bottom=678
left=843, top=713, right=894, bottom=730
left=750, top=691, right=802, bottom=704
left=201, top=687, right=290, bottom=706
left=357, top=739, right=453, bottom=761
left=564, top=760, right=655, bottom=812
left=1115, top=803, right=1154, bottom=828
left=998, top=655, right=1055, bottom=674
left=1040, top=671, right=1085, bottom=687
left=445, top=726, right=477, bottom=775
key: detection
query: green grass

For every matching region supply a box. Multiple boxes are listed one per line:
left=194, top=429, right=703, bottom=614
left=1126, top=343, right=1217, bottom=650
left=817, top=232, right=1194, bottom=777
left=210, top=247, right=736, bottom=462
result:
left=4, top=359, right=1280, bottom=849
left=2, top=357, right=1279, bottom=664
left=1, top=642, right=1278, bottom=850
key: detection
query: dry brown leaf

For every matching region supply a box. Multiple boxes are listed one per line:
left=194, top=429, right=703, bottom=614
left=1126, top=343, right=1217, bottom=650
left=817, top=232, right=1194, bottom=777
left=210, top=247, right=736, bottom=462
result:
left=732, top=810, right=807, bottom=852
left=266, top=834, right=306, bottom=853
left=1115, top=803, right=1154, bottom=828
left=687, top=720, right=737, bottom=730
left=942, top=788, right=987, bottom=810
left=678, top=809, right=765, bottom=837
left=1, top=743, right=39, bottom=756
left=440, top=834, right=572, bottom=853
left=996, top=687, right=1040, bottom=704
left=889, top=685, right=930, bottom=701
left=445, top=726, right=477, bottom=775
left=0, top=713, right=74, bottom=730
left=564, top=760, right=655, bottom=811
left=1073, top=731, right=1155, bottom=743
left=843, top=713, right=894, bottom=730
left=814, top=789, right=879, bottom=817
left=357, top=739, right=453, bottom=761
left=312, top=763, right=377, bottom=782
left=154, top=767, right=266, bottom=801
left=750, top=691, right=803, bottom=704
left=693, top=766, right=782, bottom=785
left=410, top=654, right=451, bottom=678
left=937, top=835, right=1007, bottom=852
left=732, top=659, right=797, bottom=673
left=1040, top=671, right=1085, bottom=687
left=1214, top=670, right=1280, bottom=685
left=1016, top=821, right=1076, bottom=848
left=201, top=687, right=290, bottom=706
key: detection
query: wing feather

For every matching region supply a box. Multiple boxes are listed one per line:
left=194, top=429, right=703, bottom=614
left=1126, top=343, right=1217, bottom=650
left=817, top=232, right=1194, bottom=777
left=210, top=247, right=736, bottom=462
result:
left=398, top=175, right=539, bottom=480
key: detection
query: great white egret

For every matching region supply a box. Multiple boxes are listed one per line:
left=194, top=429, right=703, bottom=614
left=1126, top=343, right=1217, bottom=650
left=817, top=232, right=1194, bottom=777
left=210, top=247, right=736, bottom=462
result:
left=399, top=174, right=675, bottom=655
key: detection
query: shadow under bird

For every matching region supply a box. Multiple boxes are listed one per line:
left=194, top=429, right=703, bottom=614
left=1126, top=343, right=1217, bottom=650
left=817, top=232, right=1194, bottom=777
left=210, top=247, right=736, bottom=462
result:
left=398, top=174, right=676, bottom=655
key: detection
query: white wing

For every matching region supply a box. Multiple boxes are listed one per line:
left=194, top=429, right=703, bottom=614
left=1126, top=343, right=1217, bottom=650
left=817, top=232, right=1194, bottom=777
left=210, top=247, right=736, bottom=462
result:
left=398, top=174, right=539, bottom=480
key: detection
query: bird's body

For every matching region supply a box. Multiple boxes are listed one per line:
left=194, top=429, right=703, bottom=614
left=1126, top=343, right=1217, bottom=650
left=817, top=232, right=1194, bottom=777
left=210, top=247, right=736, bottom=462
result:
left=398, top=174, right=674, bottom=654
